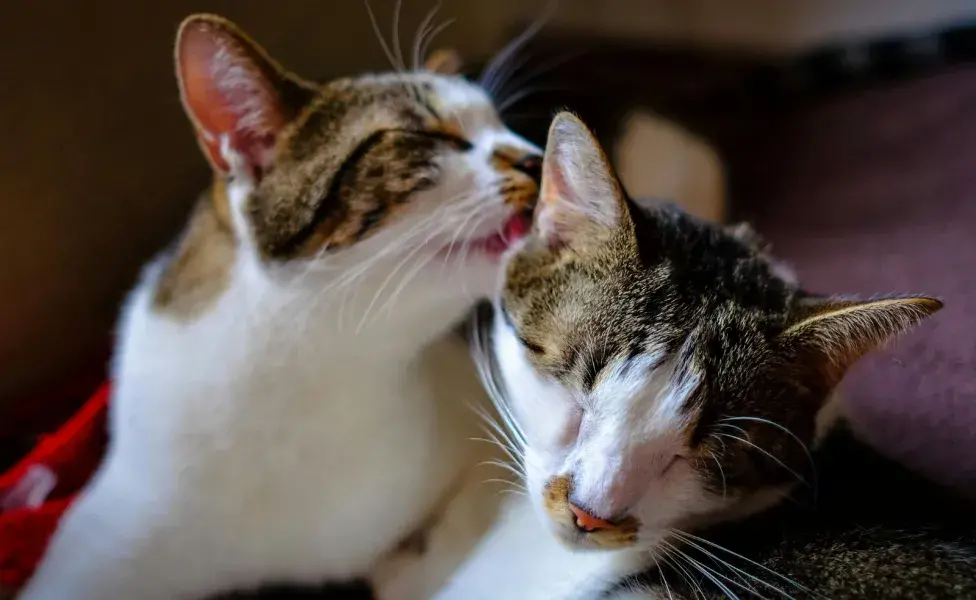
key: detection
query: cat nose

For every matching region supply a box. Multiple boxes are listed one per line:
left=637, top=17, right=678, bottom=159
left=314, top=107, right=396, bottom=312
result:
left=513, top=154, right=542, bottom=184
left=569, top=502, right=614, bottom=532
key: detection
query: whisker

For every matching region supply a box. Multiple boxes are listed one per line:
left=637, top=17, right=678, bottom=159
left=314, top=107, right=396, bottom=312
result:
left=708, top=451, right=728, bottom=501
left=478, top=0, right=558, bottom=96
left=720, top=415, right=818, bottom=498
left=486, top=51, right=534, bottom=103
left=356, top=222, right=449, bottom=331
left=391, top=0, right=406, bottom=71
left=654, top=556, right=675, bottom=600
left=470, top=402, right=523, bottom=455
left=471, top=436, right=523, bottom=468
left=662, top=541, right=740, bottom=600
left=498, top=85, right=576, bottom=114
left=482, top=477, right=526, bottom=491
left=660, top=552, right=706, bottom=600
left=716, top=422, right=750, bottom=439
left=672, top=532, right=793, bottom=600
left=418, top=18, right=457, bottom=68
left=472, top=413, right=525, bottom=459
left=673, top=530, right=819, bottom=597
left=471, top=404, right=523, bottom=457
left=708, top=433, right=728, bottom=455
left=714, top=433, right=809, bottom=487
left=495, top=48, right=589, bottom=107
left=363, top=0, right=401, bottom=71
left=479, top=459, right=526, bottom=480
left=469, top=311, right=528, bottom=449
left=350, top=193, right=485, bottom=329
left=411, top=1, right=442, bottom=70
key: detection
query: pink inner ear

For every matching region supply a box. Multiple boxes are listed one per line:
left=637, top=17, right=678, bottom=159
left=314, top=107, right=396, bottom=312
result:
left=178, top=23, right=285, bottom=177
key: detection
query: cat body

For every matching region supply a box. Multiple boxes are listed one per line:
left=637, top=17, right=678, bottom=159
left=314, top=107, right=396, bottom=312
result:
left=419, top=112, right=972, bottom=600
left=20, top=14, right=541, bottom=600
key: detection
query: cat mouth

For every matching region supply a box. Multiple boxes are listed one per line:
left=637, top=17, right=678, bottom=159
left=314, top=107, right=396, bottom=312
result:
left=442, top=210, right=533, bottom=259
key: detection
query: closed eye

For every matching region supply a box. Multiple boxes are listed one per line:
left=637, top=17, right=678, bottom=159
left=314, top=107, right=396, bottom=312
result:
left=662, top=455, right=683, bottom=476
left=419, top=130, right=473, bottom=151
left=518, top=336, right=546, bottom=355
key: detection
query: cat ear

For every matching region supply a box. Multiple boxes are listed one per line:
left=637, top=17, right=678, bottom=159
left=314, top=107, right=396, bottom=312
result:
left=536, top=112, right=628, bottom=247
left=175, top=14, right=314, bottom=179
left=781, top=295, right=943, bottom=388
left=424, top=48, right=463, bottom=75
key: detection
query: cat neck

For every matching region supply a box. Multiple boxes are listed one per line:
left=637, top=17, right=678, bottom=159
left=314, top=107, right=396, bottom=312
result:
left=230, top=250, right=476, bottom=361
left=147, top=190, right=478, bottom=364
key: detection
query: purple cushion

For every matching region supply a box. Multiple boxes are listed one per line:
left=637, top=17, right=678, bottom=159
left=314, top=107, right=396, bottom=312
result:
left=733, top=67, right=976, bottom=492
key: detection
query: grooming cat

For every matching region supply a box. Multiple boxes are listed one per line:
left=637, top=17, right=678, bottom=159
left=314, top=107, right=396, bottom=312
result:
left=430, top=112, right=974, bottom=599
left=19, top=13, right=541, bottom=600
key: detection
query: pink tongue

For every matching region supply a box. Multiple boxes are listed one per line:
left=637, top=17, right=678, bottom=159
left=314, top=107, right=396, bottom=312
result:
left=504, top=214, right=531, bottom=241
left=484, top=235, right=508, bottom=254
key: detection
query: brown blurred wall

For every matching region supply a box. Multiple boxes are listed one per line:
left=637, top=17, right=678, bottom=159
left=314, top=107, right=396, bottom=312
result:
left=0, top=0, right=489, bottom=403
left=2, top=0, right=974, bottom=404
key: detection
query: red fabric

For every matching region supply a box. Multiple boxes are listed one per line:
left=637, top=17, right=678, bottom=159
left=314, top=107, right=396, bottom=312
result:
left=0, top=383, right=110, bottom=592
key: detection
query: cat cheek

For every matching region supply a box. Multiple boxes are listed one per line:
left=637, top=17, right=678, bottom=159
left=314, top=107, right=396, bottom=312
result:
left=554, top=407, right=583, bottom=448
left=523, top=402, right=580, bottom=452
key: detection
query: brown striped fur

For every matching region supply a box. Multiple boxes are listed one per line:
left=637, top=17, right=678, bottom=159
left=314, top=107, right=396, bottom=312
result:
left=487, top=113, right=944, bottom=555
left=156, top=14, right=539, bottom=318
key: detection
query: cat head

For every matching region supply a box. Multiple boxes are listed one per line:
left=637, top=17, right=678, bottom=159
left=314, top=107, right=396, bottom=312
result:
left=174, top=14, right=540, bottom=317
left=479, top=112, right=942, bottom=551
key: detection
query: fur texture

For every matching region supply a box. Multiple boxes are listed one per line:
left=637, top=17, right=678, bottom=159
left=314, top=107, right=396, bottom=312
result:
left=437, top=113, right=969, bottom=599
left=19, top=14, right=540, bottom=600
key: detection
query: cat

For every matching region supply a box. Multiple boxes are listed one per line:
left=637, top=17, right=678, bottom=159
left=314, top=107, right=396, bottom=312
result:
left=18, top=13, right=542, bottom=600
left=428, top=112, right=975, bottom=599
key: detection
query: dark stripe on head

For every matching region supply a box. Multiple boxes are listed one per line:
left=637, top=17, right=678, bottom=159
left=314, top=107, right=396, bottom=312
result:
left=269, top=129, right=391, bottom=257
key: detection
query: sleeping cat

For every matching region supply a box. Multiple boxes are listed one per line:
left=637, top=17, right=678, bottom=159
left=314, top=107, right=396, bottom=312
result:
left=432, top=112, right=975, bottom=599
left=19, top=13, right=541, bottom=600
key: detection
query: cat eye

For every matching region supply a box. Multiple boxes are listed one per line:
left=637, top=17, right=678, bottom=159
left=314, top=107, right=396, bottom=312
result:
left=421, top=130, right=473, bottom=151
left=518, top=336, right=546, bottom=356
left=662, top=455, right=683, bottom=476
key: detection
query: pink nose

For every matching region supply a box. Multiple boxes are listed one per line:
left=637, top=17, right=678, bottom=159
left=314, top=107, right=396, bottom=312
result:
left=569, top=502, right=614, bottom=532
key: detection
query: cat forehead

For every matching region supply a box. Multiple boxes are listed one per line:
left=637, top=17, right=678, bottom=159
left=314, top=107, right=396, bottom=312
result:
left=282, top=73, right=495, bottom=159
left=508, top=206, right=796, bottom=333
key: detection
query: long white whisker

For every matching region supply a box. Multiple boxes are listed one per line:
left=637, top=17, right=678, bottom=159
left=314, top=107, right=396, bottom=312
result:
left=495, top=49, right=588, bottom=108
left=363, top=0, right=400, bottom=71
left=350, top=192, right=487, bottom=330
left=498, top=85, right=568, bottom=114
left=716, top=422, right=750, bottom=439
left=720, top=415, right=818, bottom=496
left=654, top=556, right=675, bottom=600
left=355, top=220, right=452, bottom=332
left=482, top=477, right=526, bottom=492
left=708, top=432, right=728, bottom=455
left=469, top=310, right=528, bottom=450
left=471, top=435, right=523, bottom=468
left=663, top=542, right=739, bottom=600
left=479, top=459, right=526, bottom=480
left=441, top=195, right=490, bottom=265
left=391, top=0, right=405, bottom=70
left=709, top=452, right=728, bottom=501
left=412, top=1, right=442, bottom=70
left=478, top=0, right=557, bottom=95
left=471, top=404, right=523, bottom=456
left=418, top=18, right=457, bottom=68
left=674, top=530, right=819, bottom=597
left=660, top=549, right=706, bottom=600
left=714, top=433, right=809, bottom=487
left=473, top=413, right=525, bottom=460
left=673, top=532, right=794, bottom=600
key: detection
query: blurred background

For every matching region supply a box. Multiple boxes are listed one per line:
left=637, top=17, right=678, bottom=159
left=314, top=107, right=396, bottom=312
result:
left=1, top=1, right=975, bottom=489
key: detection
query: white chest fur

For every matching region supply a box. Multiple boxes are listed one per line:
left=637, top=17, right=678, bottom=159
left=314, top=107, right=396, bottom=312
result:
left=20, top=252, right=488, bottom=600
